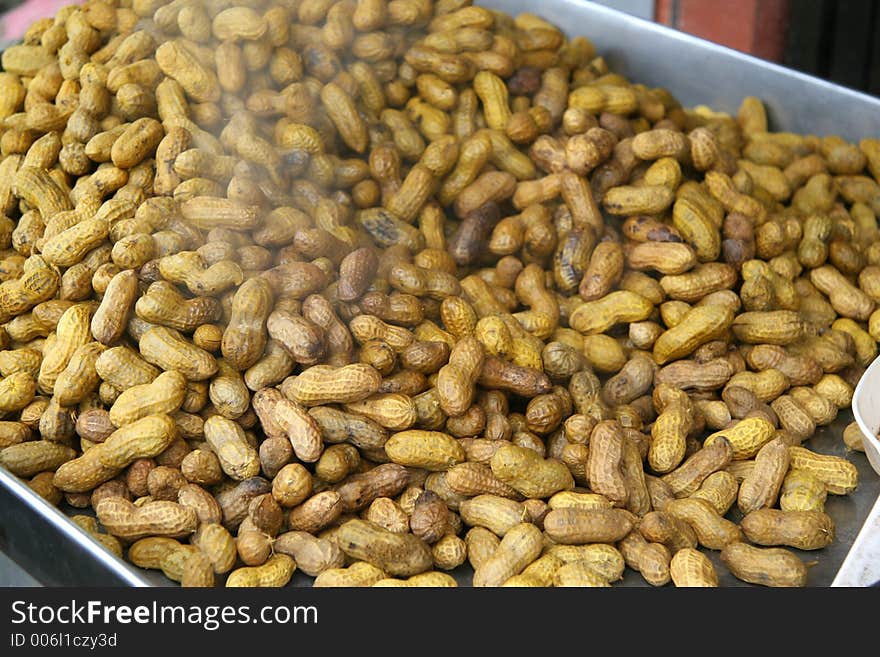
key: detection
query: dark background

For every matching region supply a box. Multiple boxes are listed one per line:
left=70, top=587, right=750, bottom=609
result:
left=783, top=0, right=880, bottom=96
left=655, top=0, right=880, bottom=97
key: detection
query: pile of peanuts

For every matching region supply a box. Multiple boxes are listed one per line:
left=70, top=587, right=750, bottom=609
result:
left=0, top=0, right=877, bottom=588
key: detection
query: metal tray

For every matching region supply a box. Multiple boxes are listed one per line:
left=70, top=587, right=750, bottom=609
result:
left=2, top=0, right=880, bottom=587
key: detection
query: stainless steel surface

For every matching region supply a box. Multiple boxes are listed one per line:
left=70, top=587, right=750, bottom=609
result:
left=0, top=466, right=150, bottom=586
left=0, top=552, right=40, bottom=587
left=588, top=0, right=653, bottom=21
left=2, top=0, right=880, bottom=587
left=833, top=494, right=880, bottom=586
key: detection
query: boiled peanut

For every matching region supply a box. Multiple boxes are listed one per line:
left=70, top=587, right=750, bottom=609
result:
left=720, top=542, right=807, bottom=587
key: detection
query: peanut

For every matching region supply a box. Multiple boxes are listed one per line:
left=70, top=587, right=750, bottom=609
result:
left=437, top=336, right=484, bottom=418
left=0, top=440, right=77, bottom=477
left=569, top=291, right=654, bottom=335
left=670, top=548, right=718, bottom=587
left=139, top=326, right=218, bottom=381
left=459, top=495, right=528, bottom=537
left=274, top=531, right=345, bottom=577
left=226, top=554, right=296, bottom=588
left=204, top=415, right=260, bottom=482
left=108, top=370, right=186, bottom=427
left=720, top=542, right=807, bottom=587
left=543, top=507, right=634, bottom=544
left=787, top=446, right=858, bottom=495
left=691, top=471, right=740, bottom=515
left=639, top=510, right=698, bottom=552
left=489, top=443, right=574, bottom=499
left=53, top=414, right=178, bottom=493
left=704, top=417, right=776, bottom=460
left=472, top=523, right=543, bottom=587
left=619, top=531, right=672, bottom=587
left=665, top=498, right=742, bottom=550
left=252, top=388, right=323, bottom=463
left=336, top=518, right=433, bottom=577
left=740, top=508, right=835, bottom=550
left=313, top=562, right=386, bottom=588
left=586, top=420, right=628, bottom=505
left=779, top=469, right=827, bottom=513
left=221, top=278, right=273, bottom=371
left=662, top=436, right=733, bottom=498
left=384, top=430, right=465, bottom=471
left=95, top=497, right=197, bottom=541
left=281, top=364, right=381, bottom=406
left=653, top=305, right=735, bottom=365
left=737, top=437, right=790, bottom=514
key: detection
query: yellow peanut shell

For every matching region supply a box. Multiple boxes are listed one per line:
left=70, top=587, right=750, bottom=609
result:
left=0, top=440, right=77, bottom=477
left=458, top=495, right=528, bottom=536
left=96, top=497, right=197, bottom=541
left=740, top=508, right=834, bottom=550
left=336, top=519, right=433, bottom=577
left=787, top=446, right=858, bottom=495
left=226, top=554, right=296, bottom=588
left=53, top=414, right=178, bottom=493
left=720, top=542, right=807, bottom=587
left=473, top=523, right=543, bottom=587
left=139, top=326, right=218, bottom=381
left=665, top=497, right=742, bottom=550
left=569, top=291, right=654, bottom=335
left=204, top=415, right=260, bottom=482
left=109, top=370, right=187, bottom=427
left=704, top=417, right=776, bottom=460
left=670, top=548, right=718, bottom=587
left=384, top=430, right=466, bottom=471
left=343, top=393, right=418, bottom=431
left=653, top=304, right=734, bottom=365
left=737, top=437, right=791, bottom=514
left=779, top=469, right=827, bottom=512
left=281, top=364, right=381, bottom=406
left=313, top=561, right=386, bottom=588
left=489, top=443, right=574, bottom=499
left=543, top=507, right=634, bottom=544
left=544, top=544, right=626, bottom=582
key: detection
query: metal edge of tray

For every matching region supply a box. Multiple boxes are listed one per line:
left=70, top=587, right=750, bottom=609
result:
left=483, top=0, right=880, bottom=140
left=834, top=359, right=880, bottom=586
left=0, top=466, right=150, bottom=587
left=2, top=0, right=880, bottom=587
left=832, top=494, right=880, bottom=586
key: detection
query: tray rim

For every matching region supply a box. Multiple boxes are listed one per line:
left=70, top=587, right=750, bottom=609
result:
left=0, top=465, right=151, bottom=587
